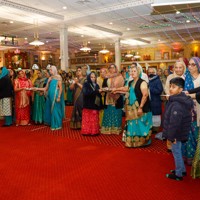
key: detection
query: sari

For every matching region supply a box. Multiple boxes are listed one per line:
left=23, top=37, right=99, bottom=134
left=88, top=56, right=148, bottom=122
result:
left=32, top=74, right=46, bottom=124
left=100, top=73, right=124, bottom=135
left=66, top=79, right=73, bottom=104
left=14, top=71, right=32, bottom=125
left=44, top=68, right=65, bottom=130
left=70, top=77, right=86, bottom=129
left=183, top=59, right=200, bottom=166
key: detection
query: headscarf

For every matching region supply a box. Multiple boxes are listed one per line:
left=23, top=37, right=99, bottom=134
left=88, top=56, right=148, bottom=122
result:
left=51, top=65, right=62, bottom=81
left=0, top=66, right=9, bottom=79
left=184, top=57, right=200, bottom=91
left=30, top=69, right=38, bottom=84
left=106, top=64, right=124, bottom=105
left=34, top=70, right=46, bottom=88
left=86, top=65, right=91, bottom=75
left=87, top=71, right=97, bottom=86
left=17, top=70, right=28, bottom=81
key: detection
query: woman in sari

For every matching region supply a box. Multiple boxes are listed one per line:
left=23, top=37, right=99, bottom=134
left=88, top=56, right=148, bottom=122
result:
left=66, top=72, right=73, bottom=105
left=97, top=68, right=107, bottom=126
left=0, top=66, right=13, bottom=126
left=183, top=57, right=200, bottom=166
left=70, top=67, right=86, bottom=129
left=100, top=64, right=124, bottom=135
left=14, top=70, right=32, bottom=126
left=113, top=66, right=152, bottom=147
left=32, top=70, right=46, bottom=124
left=37, top=66, right=65, bottom=130
left=81, top=72, right=102, bottom=135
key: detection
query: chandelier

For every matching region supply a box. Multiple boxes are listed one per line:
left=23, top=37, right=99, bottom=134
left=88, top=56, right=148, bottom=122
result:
left=134, top=52, right=141, bottom=59
left=125, top=51, right=133, bottom=57
left=80, top=41, right=91, bottom=52
left=29, top=20, right=44, bottom=46
left=80, top=46, right=91, bottom=52
left=99, top=45, right=109, bottom=54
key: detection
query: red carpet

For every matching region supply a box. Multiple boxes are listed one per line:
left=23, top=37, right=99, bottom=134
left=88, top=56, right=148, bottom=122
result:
left=0, top=107, right=200, bottom=200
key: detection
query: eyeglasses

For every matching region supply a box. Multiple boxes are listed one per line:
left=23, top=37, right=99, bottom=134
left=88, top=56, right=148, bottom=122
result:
left=188, top=63, right=196, bottom=67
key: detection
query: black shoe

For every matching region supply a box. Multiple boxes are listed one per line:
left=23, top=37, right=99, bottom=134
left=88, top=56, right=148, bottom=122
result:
left=166, top=173, right=183, bottom=181
left=167, top=149, right=172, bottom=153
left=170, top=170, right=187, bottom=176
left=2, top=124, right=12, bottom=127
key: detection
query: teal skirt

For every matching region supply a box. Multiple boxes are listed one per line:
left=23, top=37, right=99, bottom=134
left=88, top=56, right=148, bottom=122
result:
left=124, top=112, right=152, bottom=147
left=101, top=105, right=122, bottom=135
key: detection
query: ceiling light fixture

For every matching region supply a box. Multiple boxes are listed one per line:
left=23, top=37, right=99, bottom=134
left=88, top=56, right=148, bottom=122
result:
left=29, top=20, right=44, bottom=46
left=80, top=41, right=91, bottom=52
left=125, top=53, right=133, bottom=58
left=186, top=19, right=190, bottom=23
left=134, top=52, right=141, bottom=59
left=176, top=10, right=180, bottom=14
left=99, top=45, right=110, bottom=54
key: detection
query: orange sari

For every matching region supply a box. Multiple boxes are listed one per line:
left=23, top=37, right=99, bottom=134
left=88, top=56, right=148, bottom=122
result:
left=14, top=76, right=32, bottom=125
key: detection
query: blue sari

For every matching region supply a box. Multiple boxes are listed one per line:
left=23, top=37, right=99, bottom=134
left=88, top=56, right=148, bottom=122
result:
left=44, top=78, right=65, bottom=130
left=183, top=69, right=199, bottom=165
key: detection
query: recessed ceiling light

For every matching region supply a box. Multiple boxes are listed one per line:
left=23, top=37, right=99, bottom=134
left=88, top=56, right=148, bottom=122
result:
left=10, top=21, right=13, bottom=23
left=81, top=35, right=84, bottom=37
left=186, top=20, right=190, bottom=23
left=158, top=39, right=160, bottom=42
left=63, top=6, right=67, bottom=9
left=127, top=28, right=130, bottom=31
left=88, top=41, right=90, bottom=43
left=24, top=37, right=27, bottom=40
left=176, top=10, right=180, bottom=14
left=109, top=22, right=113, bottom=25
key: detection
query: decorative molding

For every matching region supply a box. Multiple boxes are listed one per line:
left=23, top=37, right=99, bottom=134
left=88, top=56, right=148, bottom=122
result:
left=1, top=0, right=64, bottom=20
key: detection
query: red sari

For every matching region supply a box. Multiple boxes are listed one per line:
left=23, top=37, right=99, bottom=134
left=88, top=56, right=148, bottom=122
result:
left=14, top=75, right=32, bottom=125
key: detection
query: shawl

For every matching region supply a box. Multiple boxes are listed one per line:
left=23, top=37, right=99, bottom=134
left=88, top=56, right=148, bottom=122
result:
left=0, top=67, right=9, bottom=79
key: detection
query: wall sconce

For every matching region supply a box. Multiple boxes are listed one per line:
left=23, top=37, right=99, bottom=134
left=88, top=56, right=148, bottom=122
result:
left=41, top=55, right=46, bottom=61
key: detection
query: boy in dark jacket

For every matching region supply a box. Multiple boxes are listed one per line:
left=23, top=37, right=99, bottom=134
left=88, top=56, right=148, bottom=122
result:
left=163, top=77, right=193, bottom=181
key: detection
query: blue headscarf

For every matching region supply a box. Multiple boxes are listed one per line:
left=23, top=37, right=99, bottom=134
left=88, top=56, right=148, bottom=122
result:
left=184, top=57, right=200, bottom=91
left=0, top=66, right=9, bottom=79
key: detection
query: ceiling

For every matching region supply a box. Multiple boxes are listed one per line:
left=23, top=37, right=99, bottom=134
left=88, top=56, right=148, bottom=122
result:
left=0, top=0, right=200, bottom=54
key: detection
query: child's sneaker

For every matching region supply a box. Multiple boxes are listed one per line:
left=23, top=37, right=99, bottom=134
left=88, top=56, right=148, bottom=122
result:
left=170, top=170, right=187, bottom=176
left=166, top=173, right=183, bottom=181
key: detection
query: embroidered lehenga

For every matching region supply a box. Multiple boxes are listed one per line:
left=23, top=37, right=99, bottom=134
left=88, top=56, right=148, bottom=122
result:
left=123, top=78, right=152, bottom=147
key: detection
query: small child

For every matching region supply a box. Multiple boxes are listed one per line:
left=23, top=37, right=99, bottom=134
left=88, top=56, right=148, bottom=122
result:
left=162, top=77, right=193, bottom=181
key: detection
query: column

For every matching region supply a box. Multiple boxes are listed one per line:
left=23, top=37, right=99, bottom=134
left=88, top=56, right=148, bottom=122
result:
left=115, top=38, right=121, bottom=70
left=60, top=24, right=69, bottom=71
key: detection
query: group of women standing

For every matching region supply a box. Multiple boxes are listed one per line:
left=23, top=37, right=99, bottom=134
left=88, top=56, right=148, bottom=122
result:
left=0, top=65, right=65, bottom=130
left=69, top=64, right=152, bottom=148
